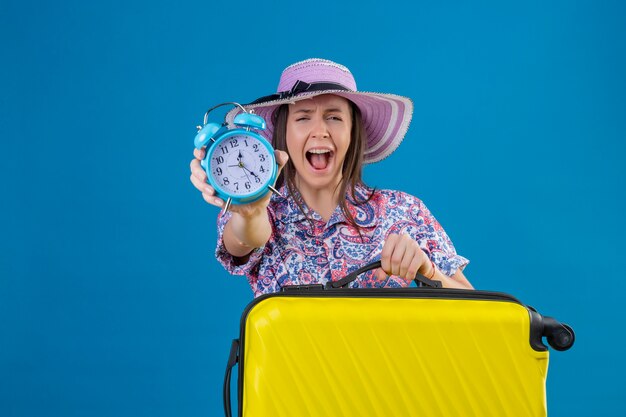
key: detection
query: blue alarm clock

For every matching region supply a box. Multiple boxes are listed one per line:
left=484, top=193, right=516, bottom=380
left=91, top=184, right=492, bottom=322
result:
left=194, top=102, right=279, bottom=211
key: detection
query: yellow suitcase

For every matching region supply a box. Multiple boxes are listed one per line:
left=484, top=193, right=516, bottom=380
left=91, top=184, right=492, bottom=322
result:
left=223, top=262, right=574, bottom=417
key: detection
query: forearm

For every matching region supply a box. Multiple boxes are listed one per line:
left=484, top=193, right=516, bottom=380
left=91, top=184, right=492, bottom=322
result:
left=430, top=267, right=473, bottom=289
left=223, top=207, right=272, bottom=258
left=417, top=258, right=473, bottom=289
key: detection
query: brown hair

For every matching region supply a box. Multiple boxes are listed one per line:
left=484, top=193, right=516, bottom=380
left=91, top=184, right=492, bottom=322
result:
left=272, top=100, right=374, bottom=237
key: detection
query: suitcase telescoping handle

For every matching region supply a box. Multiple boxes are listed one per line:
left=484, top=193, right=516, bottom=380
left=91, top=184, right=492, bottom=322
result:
left=326, top=260, right=443, bottom=289
left=224, top=339, right=239, bottom=417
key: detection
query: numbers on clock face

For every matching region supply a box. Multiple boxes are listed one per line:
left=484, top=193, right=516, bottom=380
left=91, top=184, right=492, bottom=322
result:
left=208, top=134, right=274, bottom=196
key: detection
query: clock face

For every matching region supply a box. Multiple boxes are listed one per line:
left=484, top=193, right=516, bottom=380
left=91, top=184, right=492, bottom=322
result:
left=208, top=133, right=275, bottom=198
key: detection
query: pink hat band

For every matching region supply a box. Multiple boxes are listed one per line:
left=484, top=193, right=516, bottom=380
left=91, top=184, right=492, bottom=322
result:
left=277, top=60, right=357, bottom=92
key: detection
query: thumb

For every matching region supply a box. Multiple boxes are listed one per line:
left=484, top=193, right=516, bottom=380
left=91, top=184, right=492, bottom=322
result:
left=374, top=267, right=388, bottom=281
left=274, top=150, right=289, bottom=179
left=275, top=150, right=289, bottom=169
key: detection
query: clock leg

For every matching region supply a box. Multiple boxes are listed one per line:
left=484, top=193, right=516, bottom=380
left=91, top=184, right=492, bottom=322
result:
left=223, top=197, right=232, bottom=213
left=268, top=185, right=283, bottom=197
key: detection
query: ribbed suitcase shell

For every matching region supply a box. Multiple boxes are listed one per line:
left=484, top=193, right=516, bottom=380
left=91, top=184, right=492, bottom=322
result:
left=235, top=289, right=549, bottom=417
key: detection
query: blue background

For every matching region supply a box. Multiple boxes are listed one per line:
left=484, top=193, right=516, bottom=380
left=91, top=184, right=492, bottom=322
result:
left=1, top=0, right=624, bottom=416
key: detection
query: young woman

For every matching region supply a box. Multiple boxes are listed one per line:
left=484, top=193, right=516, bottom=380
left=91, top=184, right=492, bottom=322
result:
left=190, top=58, right=473, bottom=296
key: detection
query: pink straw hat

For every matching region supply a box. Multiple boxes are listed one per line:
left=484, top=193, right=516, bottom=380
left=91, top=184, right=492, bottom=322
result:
left=225, top=58, right=413, bottom=164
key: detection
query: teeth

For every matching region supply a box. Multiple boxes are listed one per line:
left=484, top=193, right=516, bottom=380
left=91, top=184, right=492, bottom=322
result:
left=308, top=149, right=331, bottom=154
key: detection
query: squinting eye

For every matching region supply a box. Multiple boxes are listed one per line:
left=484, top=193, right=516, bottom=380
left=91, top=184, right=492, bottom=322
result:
left=295, top=117, right=310, bottom=122
left=327, top=116, right=343, bottom=121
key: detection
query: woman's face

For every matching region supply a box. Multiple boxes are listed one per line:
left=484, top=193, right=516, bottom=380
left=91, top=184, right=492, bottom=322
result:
left=286, top=94, right=352, bottom=194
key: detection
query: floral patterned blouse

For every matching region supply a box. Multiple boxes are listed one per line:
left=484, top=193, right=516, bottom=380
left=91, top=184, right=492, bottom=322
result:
left=216, top=183, right=469, bottom=297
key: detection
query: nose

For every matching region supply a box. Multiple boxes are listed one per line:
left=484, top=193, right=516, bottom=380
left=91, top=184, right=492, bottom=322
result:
left=310, top=115, right=330, bottom=139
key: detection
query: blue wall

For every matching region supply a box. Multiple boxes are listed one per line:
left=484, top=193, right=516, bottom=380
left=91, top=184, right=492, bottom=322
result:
left=1, top=1, right=624, bottom=416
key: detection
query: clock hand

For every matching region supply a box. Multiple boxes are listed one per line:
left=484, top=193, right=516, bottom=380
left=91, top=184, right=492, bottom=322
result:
left=240, top=164, right=259, bottom=178
left=241, top=166, right=252, bottom=184
left=230, top=153, right=247, bottom=169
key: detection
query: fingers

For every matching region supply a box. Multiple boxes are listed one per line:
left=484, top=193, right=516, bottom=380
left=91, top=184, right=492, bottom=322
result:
left=382, top=233, right=411, bottom=276
left=394, top=235, right=413, bottom=277
left=190, top=147, right=223, bottom=209
left=193, top=147, right=206, bottom=160
left=190, top=158, right=207, bottom=181
left=406, top=256, right=422, bottom=281
left=189, top=157, right=210, bottom=197
left=189, top=170, right=211, bottom=193
left=190, top=147, right=207, bottom=186
left=381, top=233, right=429, bottom=282
left=201, top=192, right=224, bottom=208
left=190, top=170, right=224, bottom=208
left=380, top=234, right=399, bottom=276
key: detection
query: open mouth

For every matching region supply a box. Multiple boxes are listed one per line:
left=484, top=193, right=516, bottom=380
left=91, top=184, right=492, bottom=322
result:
left=306, top=149, right=334, bottom=171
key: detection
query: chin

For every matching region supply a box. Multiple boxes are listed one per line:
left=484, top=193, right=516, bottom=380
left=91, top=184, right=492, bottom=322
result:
left=296, top=172, right=342, bottom=192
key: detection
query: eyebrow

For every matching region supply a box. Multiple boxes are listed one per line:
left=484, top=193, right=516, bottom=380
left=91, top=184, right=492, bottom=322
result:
left=324, top=107, right=347, bottom=113
left=292, top=107, right=348, bottom=114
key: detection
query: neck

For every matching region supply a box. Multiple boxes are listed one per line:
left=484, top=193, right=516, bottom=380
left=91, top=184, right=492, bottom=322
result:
left=294, top=177, right=342, bottom=222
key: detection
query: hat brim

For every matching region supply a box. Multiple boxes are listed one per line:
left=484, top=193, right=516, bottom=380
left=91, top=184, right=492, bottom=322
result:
left=225, top=90, right=413, bottom=164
